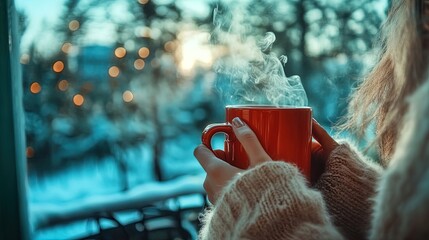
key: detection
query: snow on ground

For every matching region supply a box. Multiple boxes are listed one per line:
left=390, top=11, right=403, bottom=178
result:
left=28, top=130, right=211, bottom=239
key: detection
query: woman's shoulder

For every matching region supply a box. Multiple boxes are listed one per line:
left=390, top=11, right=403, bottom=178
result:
left=369, top=78, right=429, bottom=240
left=387, top=77, right=429, bottom=169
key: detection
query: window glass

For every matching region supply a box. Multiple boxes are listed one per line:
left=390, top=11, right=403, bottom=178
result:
left=16, top=0, right=386, bottom=238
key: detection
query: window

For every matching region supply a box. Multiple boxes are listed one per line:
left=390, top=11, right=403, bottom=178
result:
left=12, top=0, right=387, bottom=239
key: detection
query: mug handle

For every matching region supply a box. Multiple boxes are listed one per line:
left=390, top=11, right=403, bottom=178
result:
left=201, top=123, right=235, bottom=162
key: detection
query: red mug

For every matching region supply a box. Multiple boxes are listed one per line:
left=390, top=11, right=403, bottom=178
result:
left=202, top=105, right=312, bottom=180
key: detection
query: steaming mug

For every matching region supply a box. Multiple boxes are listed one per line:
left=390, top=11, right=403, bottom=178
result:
left=202, top=105, right=312, bottom=180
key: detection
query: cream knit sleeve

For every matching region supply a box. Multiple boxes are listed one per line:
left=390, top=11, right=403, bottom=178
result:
left=199, top=162, right=343, bottom=240
left=315, top=143, right=383, bottom=240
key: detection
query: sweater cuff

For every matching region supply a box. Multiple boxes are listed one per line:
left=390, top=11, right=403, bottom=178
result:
left=200, top=161, right=342, bottom=240
left=315, top=142, right=383, bottom=239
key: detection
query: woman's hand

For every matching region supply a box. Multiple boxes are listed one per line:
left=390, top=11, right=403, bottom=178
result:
left=194, top=117, right=272, bottom=204
left=311, top=119, right=339, bottom=183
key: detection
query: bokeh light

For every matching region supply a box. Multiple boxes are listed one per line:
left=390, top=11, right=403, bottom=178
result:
left=138, top=47, right=150, bottom=58
left=52, top=61, right=65, bottom=73
left=140, top=27, right=152, bottom=38
left=20, top=53, right=30, bottom=64
left=164, top=41, right=177, bottom=52
left=58, top=80, right=69, bottom=91
left=26, top=146, right=35, bottom=158
left=134, top=59, right=145, bottom=70
left=62, top=43, right=73, bottom=53
left=69, top=20, right=80, bottom=31
left=122, top=90, right=134, bottom=102
left=115, top=47, right=127, bottom=58
left=82, top=82, right=93, bottom=93
left=151, top=59, right=159, bottom=68
left=30, top=82, right=42, bottom=94
left=73, top=94, right=85, bottom=106
left=138, top=0, right=149, bottom=4
left=108, top=66, right=120, bottom=78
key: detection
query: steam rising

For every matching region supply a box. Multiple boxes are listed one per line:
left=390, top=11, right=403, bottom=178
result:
left=212, top=5, right=308, bottom=107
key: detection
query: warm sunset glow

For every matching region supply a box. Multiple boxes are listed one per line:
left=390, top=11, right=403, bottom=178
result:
left=108, top=66, right=120, bottom=77
left=62, top=42, right=73, bottom=53
left=134, top=59, right=145, bottom=70
left=123, top=90, right=134, bottom=102
left=138, top=0, right=149, bottom=4
left=26, top=147, right=35, bottom=158
left=20, top=53, right=30, bottom=64
left=176, top=31, right=215, bottom=76
left=69, top=20, right=80, bottom=31
left=58, top=80, right=69, bottom=91
left=115, top=47, right=127, bottom=58
left=138, top=47, right=150, bottom=58
left=30, top=82, right=41, bottom=94
left=53, top=61, right=65, bottom=73
left=73, top=94, right=85, bottom=106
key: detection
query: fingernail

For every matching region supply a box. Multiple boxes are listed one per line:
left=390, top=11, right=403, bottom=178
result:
left=232, top=117, right=245, bottom=128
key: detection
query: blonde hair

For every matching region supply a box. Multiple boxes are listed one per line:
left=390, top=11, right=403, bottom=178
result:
left=340, top=0, right=427, bottom=167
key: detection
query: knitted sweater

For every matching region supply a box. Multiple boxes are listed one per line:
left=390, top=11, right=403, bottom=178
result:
left=199, top=82, right=429, bottom=240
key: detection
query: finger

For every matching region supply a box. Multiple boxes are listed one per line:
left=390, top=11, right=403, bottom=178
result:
left=312, top=119, right=338, bottom=152
left=203, top=178, right=216, bottom=204
left=311, top=140, right=325, bottom=184
left=207, top=194, right=216, bottom=205
left=203, top=178, right=212, bottom=195
left=194, top=144, right=223, bottom=172
left=231, top=117, right=271, bottom=166
left=311, top=141, right=323, bottom=160
left=195, top=145, right=236, bottom=172
left=204, top=177, right=222, bottom=204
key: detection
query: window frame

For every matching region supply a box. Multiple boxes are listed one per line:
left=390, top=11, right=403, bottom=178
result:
left=0, top=0, right=30, bottom=239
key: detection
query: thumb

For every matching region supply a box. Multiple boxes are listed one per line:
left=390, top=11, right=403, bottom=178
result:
left=194, top=144, right=224, bottom=173
left=231, top=117, right=271, bottom=166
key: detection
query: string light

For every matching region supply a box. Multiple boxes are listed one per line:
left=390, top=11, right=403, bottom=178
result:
left=69, top=20, right=80, bottom=31
left=114, top=47, right=127, bottom=58
left=58, top=80, right=69, bottom=91
left=53, top=61, right=65, bottom=73
left=134, top=59, right=145, bottom=70
left=82, top=82, right=93, bottom=93
left=138, top=47, right=150, bottom=58
left=164, top=41, right=176, bottom=52
left=73, top=94, right=85, bottom=106
left=141, top=27, right=152, bottom=38
left=26, top=146, right=35, bottom=158
left=108, top=66, right=120, bottom=77
left=138, top=0, right=149, bottom=5
left=62, top=43, right=73, bottom=53
left=123, top=90, right=134, bottom=102
left=20, top=53, right=30, bottom=64
left=151, top=59, right=159, bottom=68
left=30, top=82, right=41, bottom=94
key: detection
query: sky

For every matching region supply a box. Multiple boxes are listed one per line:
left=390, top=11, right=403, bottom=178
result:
left=15, top=0, right=65, bottom=50
left=14, top=0, right=119, bottom=52
left=15, top=0, right=64, bottom=23
left=13, top=0, right=212, bottom=52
